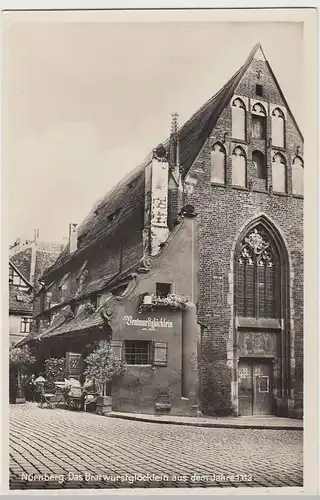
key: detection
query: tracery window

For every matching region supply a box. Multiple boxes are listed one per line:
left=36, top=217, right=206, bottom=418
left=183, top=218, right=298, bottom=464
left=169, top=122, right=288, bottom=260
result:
left=236, top=226, right=279, bottom=319
left=231, top=98, right=246, bottom=141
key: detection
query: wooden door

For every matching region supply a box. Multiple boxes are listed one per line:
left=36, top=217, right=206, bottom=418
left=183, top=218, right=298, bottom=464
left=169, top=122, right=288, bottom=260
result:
left=66, top=352, right=82, bottom=380
left=238, top=359, right=273, bottom=415
left=252, top=362, right=273, bottom=415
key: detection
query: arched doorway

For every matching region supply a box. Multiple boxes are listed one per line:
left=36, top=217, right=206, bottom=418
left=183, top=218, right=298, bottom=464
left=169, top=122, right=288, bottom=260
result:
left=233, top=219, right=290, bottom=416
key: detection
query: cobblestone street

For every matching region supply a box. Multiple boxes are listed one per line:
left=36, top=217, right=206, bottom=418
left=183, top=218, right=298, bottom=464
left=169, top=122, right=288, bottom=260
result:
left=10, top=403, right=303, bottom=490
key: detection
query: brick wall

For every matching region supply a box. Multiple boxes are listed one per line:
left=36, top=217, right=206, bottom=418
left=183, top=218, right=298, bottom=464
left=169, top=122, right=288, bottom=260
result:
left=183, top=56, right=303, bottom=415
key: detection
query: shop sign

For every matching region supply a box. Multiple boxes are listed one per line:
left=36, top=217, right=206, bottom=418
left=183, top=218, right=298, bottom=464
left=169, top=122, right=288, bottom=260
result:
left=123, top=315, right=173, bottom=331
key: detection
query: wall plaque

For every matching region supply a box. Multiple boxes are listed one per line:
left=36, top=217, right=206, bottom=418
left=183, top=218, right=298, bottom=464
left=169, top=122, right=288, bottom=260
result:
left=123, top=315, right=173, bottom=331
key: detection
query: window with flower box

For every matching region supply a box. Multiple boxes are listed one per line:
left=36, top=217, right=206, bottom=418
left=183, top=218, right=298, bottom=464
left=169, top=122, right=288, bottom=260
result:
left=156, top=282, right=172, bottom=298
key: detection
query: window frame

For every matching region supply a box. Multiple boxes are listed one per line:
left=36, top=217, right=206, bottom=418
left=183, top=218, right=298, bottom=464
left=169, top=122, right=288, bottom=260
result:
left=20, top=317, right=32, bottom=333
left=124, top=340, right=152, bottom=366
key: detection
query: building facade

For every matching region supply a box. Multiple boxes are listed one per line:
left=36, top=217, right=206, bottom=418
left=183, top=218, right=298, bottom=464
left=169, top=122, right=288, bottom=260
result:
left=20, top=44, right=303, bottom=419
left=9, top=234, right=64, bottom=345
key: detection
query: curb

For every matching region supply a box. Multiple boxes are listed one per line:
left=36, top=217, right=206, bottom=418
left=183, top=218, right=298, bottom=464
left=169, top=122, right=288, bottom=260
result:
left=106, top=413, right=303, bottom=431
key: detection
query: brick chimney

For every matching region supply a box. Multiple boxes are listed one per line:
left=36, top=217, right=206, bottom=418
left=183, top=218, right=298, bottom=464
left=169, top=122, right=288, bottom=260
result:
left=168, top=113, right=183, bottom=229
left=68, top=223, right=78, bottom=254
left=144, top=144, right=170, bottom=256
left=34, top=229, right=40, bottom=243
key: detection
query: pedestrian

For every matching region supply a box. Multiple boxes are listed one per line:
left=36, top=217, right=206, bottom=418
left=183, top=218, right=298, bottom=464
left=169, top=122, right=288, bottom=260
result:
left=26, top=374, right=36, bottom=402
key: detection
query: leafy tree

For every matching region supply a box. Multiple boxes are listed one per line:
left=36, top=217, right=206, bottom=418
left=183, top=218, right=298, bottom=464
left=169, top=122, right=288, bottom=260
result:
left=84, top=341, right=126, bottom=396
left=9, top=345, right=36, bottom=373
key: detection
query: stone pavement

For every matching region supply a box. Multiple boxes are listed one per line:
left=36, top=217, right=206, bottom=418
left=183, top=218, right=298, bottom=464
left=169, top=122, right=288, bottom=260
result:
left=107, top=411, right=303, bottom=430
left=9, top=403, right=303, bottom=490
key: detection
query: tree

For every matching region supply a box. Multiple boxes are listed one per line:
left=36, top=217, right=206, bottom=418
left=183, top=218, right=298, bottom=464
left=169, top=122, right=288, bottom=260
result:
left=9, top=344, right=36, bottom=403
left=84, top=341, right=126, bottom=396
left=9, top=344, right=36, bottom=372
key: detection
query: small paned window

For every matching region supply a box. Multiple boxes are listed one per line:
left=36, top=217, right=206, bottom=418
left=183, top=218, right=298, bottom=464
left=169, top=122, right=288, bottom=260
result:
left=124, top=340, right=151, bottom=365
left=21, top=317, right=32, bottom=333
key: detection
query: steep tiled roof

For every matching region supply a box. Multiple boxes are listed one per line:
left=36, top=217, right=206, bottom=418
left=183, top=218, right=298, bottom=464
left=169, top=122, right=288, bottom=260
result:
left=44, top=161, right=147, bottom=277
left=42, top=43, right=302, bottom=283
left=10, top=248, right=32, bottom=283
left=42, top=46, right=262, bottom=281
left=9, top=242, right=63, bottom=291
left=9, top=287, right=33, bottom=314
left=17, top=304, right=108, bottom=347
left=33, top=244, right=64, bottom=292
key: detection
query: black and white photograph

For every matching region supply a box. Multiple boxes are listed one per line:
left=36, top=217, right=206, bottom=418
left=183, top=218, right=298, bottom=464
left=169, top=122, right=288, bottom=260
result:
left=3, top=6, right=318, bottom=493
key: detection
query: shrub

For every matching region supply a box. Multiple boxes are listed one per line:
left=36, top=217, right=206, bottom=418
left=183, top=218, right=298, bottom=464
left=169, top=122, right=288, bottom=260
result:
left=84, top=341, right=126, bottom=396
left=44, top=357, right=66, bottom=392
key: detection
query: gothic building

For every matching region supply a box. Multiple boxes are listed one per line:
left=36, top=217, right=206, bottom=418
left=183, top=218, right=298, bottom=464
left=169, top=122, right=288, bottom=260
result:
left=19, top=44, right=303, bottom=418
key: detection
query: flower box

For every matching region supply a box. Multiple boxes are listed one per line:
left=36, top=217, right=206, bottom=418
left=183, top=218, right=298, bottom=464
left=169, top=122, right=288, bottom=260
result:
left=139, top=293, right=190, bottom=314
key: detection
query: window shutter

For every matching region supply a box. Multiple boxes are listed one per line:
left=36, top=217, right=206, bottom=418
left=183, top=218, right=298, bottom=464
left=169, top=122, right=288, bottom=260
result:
left=110, top=340, right=123, bottom=360
left=153, top=342, right=168, bottom=367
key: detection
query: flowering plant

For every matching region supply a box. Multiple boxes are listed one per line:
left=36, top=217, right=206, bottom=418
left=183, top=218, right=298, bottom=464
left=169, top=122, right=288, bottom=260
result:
left=139, top=293, right=190, bottom=313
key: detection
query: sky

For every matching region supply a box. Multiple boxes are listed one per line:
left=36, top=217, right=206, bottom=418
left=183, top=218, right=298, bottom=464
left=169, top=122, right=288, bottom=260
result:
left=3, top=13, right=303, bottom=244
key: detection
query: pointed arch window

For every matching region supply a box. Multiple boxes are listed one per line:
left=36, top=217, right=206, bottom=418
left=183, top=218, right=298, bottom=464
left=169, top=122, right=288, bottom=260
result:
left=272, top=108, right=285, bottom=148
left=236, top=226, right=279, bottom=319
left=292, top=156, right=304, bottom=196
left=272, top=153, right=287, bottom=193
left=252, top=103, right=266, bottom=140
left=231, top=98, right=246, bottom=141
left=252, top=150, right=266, bottom=179
left=211, top=143, right=226, bottom=184
left=232, top=146, right=247, bottom=187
